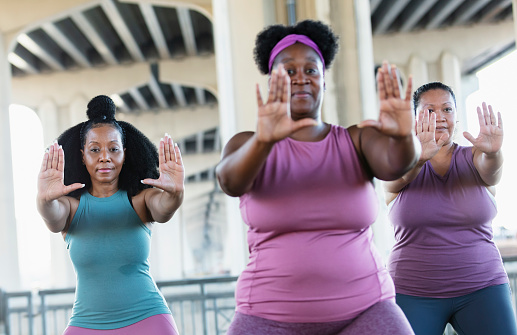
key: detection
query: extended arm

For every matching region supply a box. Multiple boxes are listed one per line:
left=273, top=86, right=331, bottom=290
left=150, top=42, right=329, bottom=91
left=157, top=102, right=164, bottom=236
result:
left=356, top=61, right=421, bottom=181
left=36, top=141, right=84, bottom=233
left=141, top=134, right=185, bottom=223
left=464, top=102, right=503, bottom=186
left=216, top=65, right=316, bottom=197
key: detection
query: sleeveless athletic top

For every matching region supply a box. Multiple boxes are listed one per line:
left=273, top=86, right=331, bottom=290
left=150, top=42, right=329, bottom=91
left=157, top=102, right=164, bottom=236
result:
left=236, top=124, right=395, bottom=323
left=388, top=144, right=508, bottom=298
left=65, top=190, right=171, bottom=329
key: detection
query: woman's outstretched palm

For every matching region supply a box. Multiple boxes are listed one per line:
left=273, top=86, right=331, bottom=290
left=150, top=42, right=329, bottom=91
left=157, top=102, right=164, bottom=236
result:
left=38, top=142, right=84, bottom=202
left=255, top=64, right=316, bottom=143
left=359, top=61, right=414, bottom=138
left=141, top=134, right=185, bottom=194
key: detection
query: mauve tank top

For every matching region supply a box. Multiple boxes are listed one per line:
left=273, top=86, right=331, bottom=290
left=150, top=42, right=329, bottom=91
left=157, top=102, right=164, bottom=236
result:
left=388, top=144, right=508, bottom=298
left=236, top=124, right=395, bottom=323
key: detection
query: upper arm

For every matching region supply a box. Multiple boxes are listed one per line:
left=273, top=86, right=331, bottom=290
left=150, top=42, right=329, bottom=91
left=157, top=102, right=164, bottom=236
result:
left=220, top=131, right=255, bottom=159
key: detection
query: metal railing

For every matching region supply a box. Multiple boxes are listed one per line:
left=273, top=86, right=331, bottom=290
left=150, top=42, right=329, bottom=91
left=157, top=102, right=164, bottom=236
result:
left=1, top=275, right=238, bottom=335
left=3, top=268, right=517, bottom=335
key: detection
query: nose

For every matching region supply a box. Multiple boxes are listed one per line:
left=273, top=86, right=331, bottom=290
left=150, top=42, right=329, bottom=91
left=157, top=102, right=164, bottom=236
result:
left=99, top=149, right=111, bottom=162
left=291, top=72, right=309, bottom=85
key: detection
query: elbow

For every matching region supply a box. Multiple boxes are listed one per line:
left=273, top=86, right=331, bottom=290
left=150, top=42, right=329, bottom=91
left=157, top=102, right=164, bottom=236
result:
left=216, top=174, right=245, bottom=198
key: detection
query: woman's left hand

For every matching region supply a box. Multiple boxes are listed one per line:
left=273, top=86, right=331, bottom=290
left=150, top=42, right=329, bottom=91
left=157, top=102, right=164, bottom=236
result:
left=358, top=61, right=414, bottom=138
left=463, top=102, right=503, bottom=154
left=141, top=133, right=185, bottom=195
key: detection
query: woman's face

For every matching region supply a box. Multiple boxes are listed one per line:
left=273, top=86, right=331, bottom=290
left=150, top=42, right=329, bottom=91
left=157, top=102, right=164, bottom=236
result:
left=417, top=89, right=456, bottom=143
left=273, top=42, right=325, bottom=119
left=81, top=125, right=125, bottom=186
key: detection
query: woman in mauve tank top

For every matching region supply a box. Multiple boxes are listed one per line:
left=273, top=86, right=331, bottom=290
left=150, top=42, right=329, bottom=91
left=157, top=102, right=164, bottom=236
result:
left=385, top=82, right=517, bottom=335
left=216, top=19, right=421, bottom=335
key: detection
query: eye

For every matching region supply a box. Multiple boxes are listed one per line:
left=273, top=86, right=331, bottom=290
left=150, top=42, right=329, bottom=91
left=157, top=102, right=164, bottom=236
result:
left=428, top=109, right=434, bottom=113
left=90, top=148, right=100, bottom=152
left=110, top=147, right=120, bottom=152
left=286, top=69, right=295, bottom=75
left=444, top=107, right=453, bottom=113
left=306, top=68, right=317, bottom=74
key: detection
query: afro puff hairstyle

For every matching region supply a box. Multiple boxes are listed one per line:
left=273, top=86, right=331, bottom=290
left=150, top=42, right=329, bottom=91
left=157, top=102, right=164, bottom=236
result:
left=253, top=19, right=339, bottom=75
left=57, top=95, right=159, bottom=199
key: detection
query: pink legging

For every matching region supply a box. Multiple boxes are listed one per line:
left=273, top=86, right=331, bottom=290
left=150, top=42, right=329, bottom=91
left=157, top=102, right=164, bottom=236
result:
left=62, top=314, right=179, bottom=335
left=227, top=299, right=414, bottom=335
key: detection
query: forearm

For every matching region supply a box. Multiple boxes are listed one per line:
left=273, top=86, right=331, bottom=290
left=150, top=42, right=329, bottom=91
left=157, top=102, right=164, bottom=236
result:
left=148, top=189, right=184, bottom=223
left=475, top=149, right=504, bottom=185
left=36, top=197, right=69, bottom=233
left=386, top=134, right=421, bottom=177
left=216, top=135, right=274, bottom=197
left=384, top=159, right=425, bottom=193
left=367, top=131, right=421, bottom=181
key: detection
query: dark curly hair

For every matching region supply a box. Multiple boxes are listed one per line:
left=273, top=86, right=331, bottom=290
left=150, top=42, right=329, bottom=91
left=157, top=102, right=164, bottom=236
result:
left=412, top=82, right=457, bottom=114
left=57, top=95, right=159, bottom=198
left=254, top=19, right=339, bottom=75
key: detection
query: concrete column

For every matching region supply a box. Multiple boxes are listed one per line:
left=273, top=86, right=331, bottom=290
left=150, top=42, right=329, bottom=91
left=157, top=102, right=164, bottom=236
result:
left=327, top=0, right=377, bottom=126
left=38, top=98, right=60, bottom=146
left=212, top=0, right=267, bottom=275
left=37, top=98, right=76, bottom=288
left=439, top=52, right=467, bottom=144
left=408, top=55, right=429, bottom=92
left=0, top=32, right=21, bottom=290
left=513, top=0, right=517, bottom=40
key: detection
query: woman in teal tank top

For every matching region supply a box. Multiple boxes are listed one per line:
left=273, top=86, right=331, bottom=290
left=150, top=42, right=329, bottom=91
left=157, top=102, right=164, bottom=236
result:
left=36, top=95, right=184, bottom=334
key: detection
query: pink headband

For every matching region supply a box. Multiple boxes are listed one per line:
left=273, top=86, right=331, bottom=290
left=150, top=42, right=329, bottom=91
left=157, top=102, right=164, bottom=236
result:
left=268, top=34, right=325, bottom=74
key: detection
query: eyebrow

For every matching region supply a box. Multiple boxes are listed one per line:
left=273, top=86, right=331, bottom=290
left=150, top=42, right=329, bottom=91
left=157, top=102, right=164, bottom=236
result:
left=87, top=140, right=121, bottom=145
left=422, top=102, right=453, bottom=108
left=280, top=56, right=319, bottom=64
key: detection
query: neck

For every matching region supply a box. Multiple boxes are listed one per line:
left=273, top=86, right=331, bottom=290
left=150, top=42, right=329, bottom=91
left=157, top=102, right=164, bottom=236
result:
left=89, top=182, right=119, bottom=198
left=290, top=121, right=329, bottom=142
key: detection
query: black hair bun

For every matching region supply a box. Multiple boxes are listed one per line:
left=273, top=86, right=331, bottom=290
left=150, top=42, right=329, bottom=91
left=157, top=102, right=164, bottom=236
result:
left=86, top=95, right=116, bottom=120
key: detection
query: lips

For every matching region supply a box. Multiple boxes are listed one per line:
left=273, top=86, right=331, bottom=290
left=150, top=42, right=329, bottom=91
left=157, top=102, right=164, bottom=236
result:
left=292, top=91, right=311, bottom=97
left=97, top=167, right=113, bottom=173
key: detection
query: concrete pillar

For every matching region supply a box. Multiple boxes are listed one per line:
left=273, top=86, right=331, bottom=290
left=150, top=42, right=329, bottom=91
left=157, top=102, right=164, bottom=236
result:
left=327, top=0, right=377, bottom=126
left=38, top=98, right=60, bottom=146
left=212, top=0, right=267, bottom=275
left=439, top=52, right=467, bottom=144
left=513, top=0, right=517, bottom=40
left=37, top=98, right=76, bottom=288
left=408, top=55, right=429, bottom=92
left=0, top=32, right=21, bottom=290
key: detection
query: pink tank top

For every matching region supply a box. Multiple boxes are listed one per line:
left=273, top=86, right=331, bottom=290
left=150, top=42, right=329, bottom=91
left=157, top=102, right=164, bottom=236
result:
left=236, top=125, right=395, bottom=323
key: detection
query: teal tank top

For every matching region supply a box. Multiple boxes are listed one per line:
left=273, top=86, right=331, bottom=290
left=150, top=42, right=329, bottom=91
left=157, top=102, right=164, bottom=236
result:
left=65, top=190, right=171, bottom=329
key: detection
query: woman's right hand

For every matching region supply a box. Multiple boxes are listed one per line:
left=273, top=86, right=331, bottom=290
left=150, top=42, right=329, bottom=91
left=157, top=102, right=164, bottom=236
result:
left=416, top=109, right=449, bottom=162
left=255, top=64, right=316, bottom=143
left=37, top=141, right=84, bottom=203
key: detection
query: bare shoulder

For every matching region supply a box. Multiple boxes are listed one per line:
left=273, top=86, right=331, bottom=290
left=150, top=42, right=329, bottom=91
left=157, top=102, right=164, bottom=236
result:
left=221, top=131, right=255, bottom=158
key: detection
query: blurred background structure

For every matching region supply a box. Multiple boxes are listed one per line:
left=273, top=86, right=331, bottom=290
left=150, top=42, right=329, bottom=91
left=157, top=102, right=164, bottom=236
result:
left=0, top=0, right=516, bottom=333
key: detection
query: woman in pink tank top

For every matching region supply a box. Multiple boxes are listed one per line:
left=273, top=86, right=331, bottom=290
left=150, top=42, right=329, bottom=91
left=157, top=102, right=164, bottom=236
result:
left=216, top=20, right=421, bottom=334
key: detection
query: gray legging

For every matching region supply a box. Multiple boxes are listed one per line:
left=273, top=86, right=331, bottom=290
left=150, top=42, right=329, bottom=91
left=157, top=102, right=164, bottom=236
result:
left=227, top=299, right=414, bottom=335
